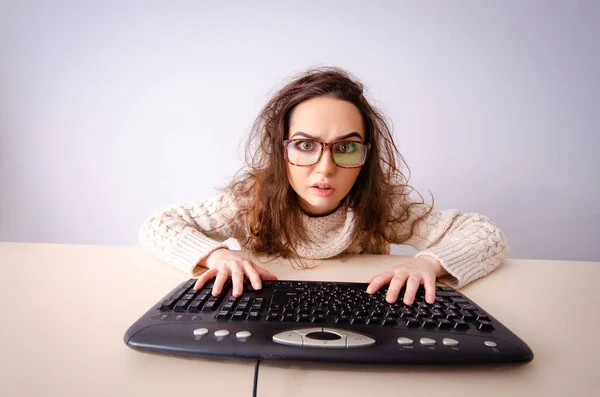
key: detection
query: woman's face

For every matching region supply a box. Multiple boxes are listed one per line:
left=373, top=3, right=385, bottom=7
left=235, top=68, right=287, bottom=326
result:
left=286, top=96, right=365, bottom=216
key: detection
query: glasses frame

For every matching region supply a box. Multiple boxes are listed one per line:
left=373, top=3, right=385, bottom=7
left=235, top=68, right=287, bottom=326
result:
left=283, top=139, right=371, bottom=168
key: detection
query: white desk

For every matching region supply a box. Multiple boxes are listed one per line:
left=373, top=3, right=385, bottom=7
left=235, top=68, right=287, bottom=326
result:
left=1, top=242, right=598, bottom=396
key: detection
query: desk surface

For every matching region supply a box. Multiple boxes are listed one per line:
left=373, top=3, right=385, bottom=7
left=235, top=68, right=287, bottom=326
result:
left=1, top=242, right=599, bottom=396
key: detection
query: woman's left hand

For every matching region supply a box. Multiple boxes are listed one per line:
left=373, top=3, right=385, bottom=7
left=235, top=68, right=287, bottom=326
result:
left=366, top=255, right=447, bottom=305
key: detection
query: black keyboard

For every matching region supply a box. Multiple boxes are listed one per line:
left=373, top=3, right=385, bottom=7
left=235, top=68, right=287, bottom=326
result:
left=124, top=278, right=534, bottom=365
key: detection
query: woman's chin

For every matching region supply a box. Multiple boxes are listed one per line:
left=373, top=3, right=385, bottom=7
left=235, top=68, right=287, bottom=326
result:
left=300, top=198, right=341, bottom=216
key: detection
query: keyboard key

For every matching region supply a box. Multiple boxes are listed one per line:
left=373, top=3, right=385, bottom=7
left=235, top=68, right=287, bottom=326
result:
left=335, top=315, right=351, bottom=324
left=437, top=319, right=453, bottom=329
left=415, top=308, right=430, bottom=318
left=453, top=319, right=469, bottom=330
left=188, top=300, right=203, bottom=312
left=282, top=313, right=296, bottom=322
left=169, top=290, right=186, bottom=300
left=399, top=308, right=414, bottom=318
left=174, top=300, right=190, bottom=312
left=183, top=279, right=195, bottom=289
left=266, top=313, right=281, bottom=321
left=202, top=299, right=219, bottom=312
left=352, top=316, right=368, bottom=325
left=159, top=300, right=176, bottom=311
left=439, top=286, right=455, bottom=292
left=460, top=310, right=475, bottom=321
left=430, top=309, right=444, bottom=318
left=231, top=311, right=246, bottom=321
left=247, top=311, right=261, bottom=321
left=450, top=297, right=469, bottom=303
left=312, top=314, right=327, bottom=323
left=476, top=320, right=495, bottom=331
left=473, top=311, right=490, bottom=321
left=297, top=313, right=311, bottom=323
left=368, top=316, right=382, bottom=324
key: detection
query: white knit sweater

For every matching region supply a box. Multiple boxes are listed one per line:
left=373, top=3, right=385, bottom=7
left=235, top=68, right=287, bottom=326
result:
left=139, top=189, right=508, bottom=289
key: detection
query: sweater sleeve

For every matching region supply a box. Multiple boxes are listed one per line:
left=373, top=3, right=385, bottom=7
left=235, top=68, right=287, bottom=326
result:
left=138, top=190, right=246, bottom=276
left=392, top=201, right=508, bottom=289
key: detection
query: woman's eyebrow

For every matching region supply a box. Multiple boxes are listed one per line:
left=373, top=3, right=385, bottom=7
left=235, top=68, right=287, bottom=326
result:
left=290, top=131, right=363, bottom=140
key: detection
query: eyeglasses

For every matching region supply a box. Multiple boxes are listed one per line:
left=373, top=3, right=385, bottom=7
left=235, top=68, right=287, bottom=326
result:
left=283, top=139, right=371, bottom=168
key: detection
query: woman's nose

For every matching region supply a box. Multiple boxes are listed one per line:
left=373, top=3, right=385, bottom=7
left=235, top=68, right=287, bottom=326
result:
left=315, top=148, right=336, bottom=175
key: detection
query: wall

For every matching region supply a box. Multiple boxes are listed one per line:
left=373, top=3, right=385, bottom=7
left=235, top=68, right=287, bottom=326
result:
left=1, top=0, right=598, bottom=261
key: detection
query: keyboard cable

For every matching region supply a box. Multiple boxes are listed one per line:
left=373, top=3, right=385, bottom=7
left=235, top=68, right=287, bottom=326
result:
left=252, top=359, right=260, bottom=397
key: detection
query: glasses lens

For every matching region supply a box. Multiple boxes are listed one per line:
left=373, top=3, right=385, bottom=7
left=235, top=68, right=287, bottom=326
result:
left=332, top=141, right=366, bottom=167
left=286, top=140, right=321, bottom=165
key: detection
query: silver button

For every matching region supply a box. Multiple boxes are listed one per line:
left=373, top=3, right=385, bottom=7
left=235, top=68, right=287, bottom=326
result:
left=442, top=338, right=459, bottom=347
left=420, top=337, right=436, bottom=346
left=397, top=337, right=414, bottom=345
left=236, top=331, right=252, bottom=340
left=484, top=341, right=497, bottom=347
left=272, top=331, right=304, bottom=347
left=193, top=328, right=209, bottom=336
left=346, top=332, right=376, bottom=348
left=214, top=329, right=230, bottom=338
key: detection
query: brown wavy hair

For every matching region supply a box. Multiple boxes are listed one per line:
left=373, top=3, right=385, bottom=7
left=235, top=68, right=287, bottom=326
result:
left=224, top=66, right=434, bottom=261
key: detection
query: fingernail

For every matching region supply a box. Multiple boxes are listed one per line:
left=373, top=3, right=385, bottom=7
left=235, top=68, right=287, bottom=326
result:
left=253, top=282, right=261, bottom=289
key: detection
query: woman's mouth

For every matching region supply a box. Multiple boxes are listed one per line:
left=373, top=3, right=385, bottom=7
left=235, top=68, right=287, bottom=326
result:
left=311, top=184, right=335, bottom=197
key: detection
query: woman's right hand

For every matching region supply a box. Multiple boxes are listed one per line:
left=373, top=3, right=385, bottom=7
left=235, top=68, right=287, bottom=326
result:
left=193, top=248, right=278, bottom=297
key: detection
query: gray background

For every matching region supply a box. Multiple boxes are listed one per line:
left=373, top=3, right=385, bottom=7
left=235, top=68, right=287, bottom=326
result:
left=1, top=0, right=598, bottom=261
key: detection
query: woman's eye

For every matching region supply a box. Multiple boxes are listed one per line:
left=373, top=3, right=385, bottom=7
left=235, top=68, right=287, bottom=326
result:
left=297, top=140, right=315, bottom=151
left=334, top=142, right=357, bottom=153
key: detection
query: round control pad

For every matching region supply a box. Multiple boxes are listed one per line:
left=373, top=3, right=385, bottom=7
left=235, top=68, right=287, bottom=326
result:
left=305, top=331, right=343, bottom=341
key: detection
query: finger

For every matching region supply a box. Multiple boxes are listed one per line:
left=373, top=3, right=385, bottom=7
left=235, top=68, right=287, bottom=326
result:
left=230, top=267, right=244, bottom=297
left=255, top=266, right=278, bottom=281
left=403, top=274, right=422, bottom=305
left=212, top=268, right=229, bottom=296
left=386, top=273, right=409, bottom=304
left=366, top=272, right=393, bottom=294
left=423, top=272, right=437, bottom=304
left=243, top=262, right=263, bottom=290
left=194, top=268, right=218, bottom=291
